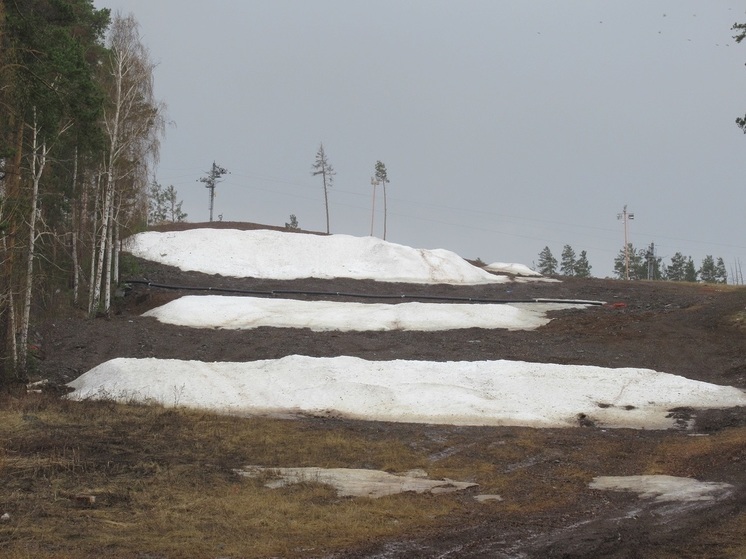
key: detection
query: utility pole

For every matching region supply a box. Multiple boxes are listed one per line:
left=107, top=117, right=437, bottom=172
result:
left=617, top=205, right=634, bottom=280
left=370, top=176, right=379, bottom=237
left=646, top=242, right=656, bottom=280
left=198, top=161, right=228, bottom=222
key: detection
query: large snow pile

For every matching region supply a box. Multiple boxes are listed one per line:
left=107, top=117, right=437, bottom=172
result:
left=67, top=356, right=746, bottom=429
left=125, top=229, right=508, bottom=284
left=72, top=227, right=745, bottom=430
left=143, top=295, right=589, bottom=332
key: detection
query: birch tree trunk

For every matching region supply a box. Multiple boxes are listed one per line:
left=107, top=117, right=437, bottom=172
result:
left=113, top=207, right=121, bottom=286
left=103, top=200, right=115, bottom=313
left=90, top=13, right=164, bottom=316
left=90, top=173, right=114, bottom=315
left=87, top=173, right=101, bottom=315
left=71, top=147, right=80, bottom=305
left=19, top=108, right=49, bottom=373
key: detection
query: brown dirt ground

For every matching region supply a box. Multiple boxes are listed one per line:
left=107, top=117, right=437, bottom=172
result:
left=35, top=221, right=746, bottom=558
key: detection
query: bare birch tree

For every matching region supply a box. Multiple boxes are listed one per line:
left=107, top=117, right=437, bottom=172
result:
left=18, top=108, right=72, bottom=371
left=89, top=12, right=164, bottom=316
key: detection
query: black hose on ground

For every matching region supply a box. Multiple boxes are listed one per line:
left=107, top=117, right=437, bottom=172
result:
left=122, top=279, right=604, bottom=306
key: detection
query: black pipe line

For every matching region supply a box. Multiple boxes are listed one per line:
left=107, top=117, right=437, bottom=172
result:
left=123, top=279, right=604, bottom=306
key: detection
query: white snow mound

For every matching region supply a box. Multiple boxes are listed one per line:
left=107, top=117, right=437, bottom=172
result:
left=143, top=295, right=589, bottom=331
left=124, top=229, right=508, bottom=285
left=66, top=356, right=746, bottom=429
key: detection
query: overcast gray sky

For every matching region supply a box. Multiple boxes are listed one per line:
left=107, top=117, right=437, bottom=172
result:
left=94, top=0, right=746, bottom=278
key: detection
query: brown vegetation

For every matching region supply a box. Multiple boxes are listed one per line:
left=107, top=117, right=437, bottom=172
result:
left=2, top=224, right=744, bottom=557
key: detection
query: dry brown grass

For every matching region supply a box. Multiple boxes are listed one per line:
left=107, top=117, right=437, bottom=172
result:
left=0, top=395, right=467, bottom=558
left=1, top=394, right=744, bottom=558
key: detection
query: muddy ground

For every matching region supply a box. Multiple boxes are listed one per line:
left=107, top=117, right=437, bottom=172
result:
left=35, top=222, right=746, bottom=558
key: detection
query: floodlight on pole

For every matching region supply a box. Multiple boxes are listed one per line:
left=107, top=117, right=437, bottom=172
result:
left=617, top=205, right=634, bottom=280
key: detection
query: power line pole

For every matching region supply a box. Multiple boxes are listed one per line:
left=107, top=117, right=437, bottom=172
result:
left=617, top=205, right=634, bottom=280
left=370, top=176, right=379, bottom=237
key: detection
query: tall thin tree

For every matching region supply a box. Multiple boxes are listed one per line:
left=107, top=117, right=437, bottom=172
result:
left=374, top=161, right=389, bottom=240
left=91, top=12, right=164, bottom=317
left=311, top=143, right=335, bottom=234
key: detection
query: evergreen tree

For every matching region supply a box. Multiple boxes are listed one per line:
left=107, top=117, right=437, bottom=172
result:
left=285, top=214, right=300, bottom=231
left=311, top=143, right=334, bottom=234
left=613, top=244, right=645, bottom=280
left=642, top=242, right=663, bottom=280
left=148, top=181, right=187, bottom=225
left=148, top=180, right=167, bottom=224
left=715, top=257, right=728, bottom=284
left=537, top=246, right=558, bottom=275
left=699, top=255, right=717, bottom=283
left=560, top=245, right=576, bottom=276
left=162, top=185, right=187, bottom=222
left=684, top=258, right=698, bottom=282
left=666, top=252, right=687, bottom=281
left=374, top=160, right=390, bottom=240
left=574, top=250, right=592, bottom=278
left=0, top=0, right=110, bottom=381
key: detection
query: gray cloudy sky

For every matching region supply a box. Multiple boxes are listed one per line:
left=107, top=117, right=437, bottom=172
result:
left=94, top=0, right=746, bottom=278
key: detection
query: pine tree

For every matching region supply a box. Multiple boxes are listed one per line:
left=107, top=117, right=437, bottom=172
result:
left=684, top=258, right=698, bottom=282
left=311, top=143, right=335, bottom=234
left=162, top=185, right=187, bottom=222
left=574, top=250, right=592, bottom=278
left=148, top=180, right=167, bottom=224
left=374, top=161, right=390, bottom=240
left=537, top=246, right=558, bottom=275
left=560, top=245, right=576, bottom=276
left=715, top=257, right=728, bottom=284
left=699, top=255, right=717, bottom=283
left=285, top=214, right=300, bottom=231
left=666, top=252, right=687, bottom=281
left=614, top=244, right=645, bottom=280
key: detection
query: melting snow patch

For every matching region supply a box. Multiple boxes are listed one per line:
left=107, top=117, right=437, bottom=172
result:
left=589, top=475, right=734, bottom=502
left=143, top=295, right=590, bottom=332
left=474, top=494, right=504, bottom=503
left=124, top=229, right=508, bottom=284
left=66, top=356, right=746, bottom=429
left=484, top=262, right=542, bottom=277
left=234, top=466, right=477, bottom=498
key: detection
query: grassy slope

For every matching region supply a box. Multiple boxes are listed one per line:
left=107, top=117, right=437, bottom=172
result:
left=1, top=394, right=744, bottom=558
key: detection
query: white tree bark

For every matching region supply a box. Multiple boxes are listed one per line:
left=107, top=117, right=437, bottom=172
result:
left=87, top=172, right=101, bottom=315
left=19, top=108, right=60, bottom=372
left=89, top=13, right=163, bottom=316
left=103, top=199, right=115, bottom=313
left=71, top=147, right=80, bottom=305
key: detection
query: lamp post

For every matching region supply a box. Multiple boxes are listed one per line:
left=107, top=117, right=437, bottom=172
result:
left=370, top=176, right=379, bottom=237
